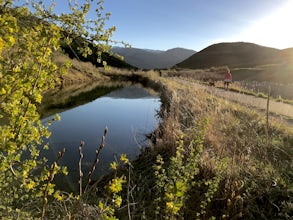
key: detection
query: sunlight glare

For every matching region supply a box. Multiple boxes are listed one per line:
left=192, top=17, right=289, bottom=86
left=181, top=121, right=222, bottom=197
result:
left=243, top=1, right=293, bottom=49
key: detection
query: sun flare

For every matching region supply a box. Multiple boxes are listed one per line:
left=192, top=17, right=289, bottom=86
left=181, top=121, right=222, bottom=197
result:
left=243, top=1, right=293, bottom=49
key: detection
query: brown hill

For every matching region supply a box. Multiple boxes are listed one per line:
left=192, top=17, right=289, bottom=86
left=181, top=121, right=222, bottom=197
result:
left=176, top=42, right=284, bottom=69
left=279, top=47, right=293, bottom=62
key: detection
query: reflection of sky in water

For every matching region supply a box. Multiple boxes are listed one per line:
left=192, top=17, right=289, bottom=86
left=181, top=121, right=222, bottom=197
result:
left=42, top=86, right=160, bottom=191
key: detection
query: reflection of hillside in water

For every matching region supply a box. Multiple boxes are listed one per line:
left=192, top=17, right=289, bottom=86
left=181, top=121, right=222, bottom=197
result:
left=40, top=81, right=128, bottom=118
left=105, top=84, right=159, bottom=99
left=41, top=83, right=161, bottom=191
left=40, top=82, right=159, bottom=118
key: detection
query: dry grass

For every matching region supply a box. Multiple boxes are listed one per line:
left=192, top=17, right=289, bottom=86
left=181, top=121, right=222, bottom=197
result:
left=164, top=67, right=293, bottom=103
left=234, top=81, right=293, bottom=100
left=158, top=78, right=293, bottom=162
left=98, top=66, right=161, bottom=81
left=163, top=66, right=228, bottom=82
left=53, top=52, right=108, bottom=83
left=152, top=77, right=293, bottom=218
left=231, top=63, right=293, bottom=84
left=227, top=64, right=293, bottom=100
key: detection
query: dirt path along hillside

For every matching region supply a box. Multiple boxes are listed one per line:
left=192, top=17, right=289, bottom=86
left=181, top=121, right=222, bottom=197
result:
left=175, top=78, right=293, bottom=120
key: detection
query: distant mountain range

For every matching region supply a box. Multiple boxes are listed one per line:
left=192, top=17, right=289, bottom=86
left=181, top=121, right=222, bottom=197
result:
left=176, top=42, right=293, bottom=69
left=112, top=47, right=196, bottom=69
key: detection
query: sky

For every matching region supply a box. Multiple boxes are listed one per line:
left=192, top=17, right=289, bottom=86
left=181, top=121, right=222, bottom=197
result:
left=15, top=0, right=293, bottom=51
left=101, top=0, right=293, bottom=51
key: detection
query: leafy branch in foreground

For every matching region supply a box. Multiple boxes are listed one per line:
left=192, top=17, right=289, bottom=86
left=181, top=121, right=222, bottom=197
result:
left=70, top=151, right=128, bottom=219
left=154, top=119, right=223, bottom=219
left=0, top=0, right=119, bottom=218
left=41, top=148, right=66, bottom=219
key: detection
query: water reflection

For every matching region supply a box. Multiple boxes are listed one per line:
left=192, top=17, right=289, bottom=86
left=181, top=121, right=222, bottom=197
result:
left=42, top=83, right=160, bottom=191
left=40, top=81, right=126, bottom=118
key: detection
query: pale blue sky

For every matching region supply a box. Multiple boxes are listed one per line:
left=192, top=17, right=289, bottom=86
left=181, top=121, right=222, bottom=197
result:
left=101, top=0, right=293, bottom=51
left=15, top=0, right=293, bottom=51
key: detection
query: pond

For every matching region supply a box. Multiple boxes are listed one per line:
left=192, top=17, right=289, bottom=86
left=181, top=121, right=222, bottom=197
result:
left=41, top=82, right=161, bottom=191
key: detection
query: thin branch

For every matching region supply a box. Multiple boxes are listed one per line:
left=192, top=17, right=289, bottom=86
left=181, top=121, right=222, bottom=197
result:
left=10, top=164, right=17, bottom=177
left=84, top=127, right=108, bottom=192
left=41, top=148, right=66, bottom=220
left=78, top=141, right=85, bottom=196
left=127, top=164, right=132, bottom=220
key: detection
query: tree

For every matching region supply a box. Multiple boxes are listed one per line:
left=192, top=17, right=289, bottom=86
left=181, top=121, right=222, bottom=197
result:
left=0, top=0, right=119, bottom=218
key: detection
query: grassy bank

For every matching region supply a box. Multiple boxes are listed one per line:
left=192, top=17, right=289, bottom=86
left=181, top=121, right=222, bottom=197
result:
left=42, top=69, right=292, bottom=219
left=109, top=74, right=293, bottom=219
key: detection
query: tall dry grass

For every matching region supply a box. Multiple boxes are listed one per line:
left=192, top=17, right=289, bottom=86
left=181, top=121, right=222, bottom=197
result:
left=164, top=66, right=229, bottom=82
left=53, top=52, right=108, bottom=83
left=152, top=78, right=293, bottom=218
left=236, top=80, right=293, bottom=100
left=167, top=67, right=293, bottom=104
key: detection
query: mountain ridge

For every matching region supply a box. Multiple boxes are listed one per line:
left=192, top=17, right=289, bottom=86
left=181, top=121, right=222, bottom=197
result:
left=176, top=42, right=292, bottom=69
left=112, top=46, right=196, bottom=69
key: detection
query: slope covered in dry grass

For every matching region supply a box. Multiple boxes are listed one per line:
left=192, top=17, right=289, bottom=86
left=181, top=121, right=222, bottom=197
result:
left=93, top=70, right=293, bottom=218
left=176, top=42, right=289, bottom=69
left=146, top=77, right=293, bottom=218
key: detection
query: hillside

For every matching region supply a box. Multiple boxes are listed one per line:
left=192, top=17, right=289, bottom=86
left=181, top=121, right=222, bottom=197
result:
left=112, top=47, right=196, bottom=69
left=176, top=42, right=286, bottom=69
left=279, top=47, right=293, bottom=62
left=60, top=39, right=134, bottom=69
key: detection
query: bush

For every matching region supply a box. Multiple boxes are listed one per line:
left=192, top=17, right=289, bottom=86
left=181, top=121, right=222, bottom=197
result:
left=0, top=0, right=119, bottom=218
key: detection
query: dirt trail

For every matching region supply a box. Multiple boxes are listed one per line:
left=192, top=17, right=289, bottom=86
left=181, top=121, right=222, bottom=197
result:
left=174, top=78, right=293, bottom=120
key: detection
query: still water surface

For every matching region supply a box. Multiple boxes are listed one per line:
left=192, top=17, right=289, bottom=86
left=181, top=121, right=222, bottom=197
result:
left=42, top=84, right=160, bottom=190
